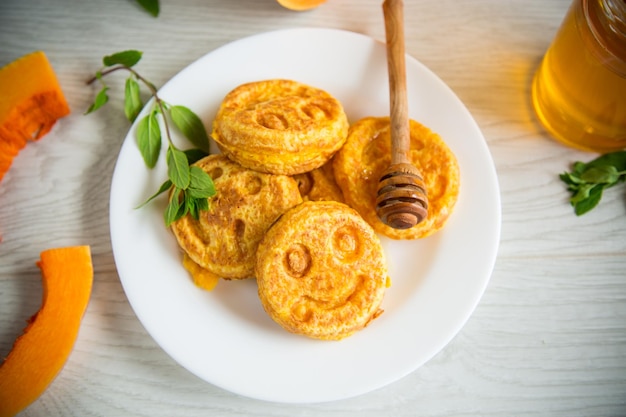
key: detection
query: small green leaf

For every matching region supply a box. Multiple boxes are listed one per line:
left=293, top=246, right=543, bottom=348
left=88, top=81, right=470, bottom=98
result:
left=124, top=77, right=143, bottom=122
left=586, top=150, right=626, bottom=172
left=177, top=195, right=189, bottom=219
left=136, top=0, right=160, bottom=17
left=85, top=86, right=109, bottom=114
left=186, top=194, right=199, bottom=220
left=164, top=187, right=183, bottom=227
left=184, top=148, right=209, bottom=164
left=570, top=183, right=595, bottom=204
left=573, top=184, right=604, bottom=216
left=572, top=161, right=587, bottom=176
left=167, top=146, right=190, bottom=189
left=580, top=165, right=620, bottom=185
left=169, top=105, right=211, bottom=152
left=103, top=50, right=143, bottom=68
left=187, top=166, right=216, bottom=199
left=195, top=197, right=209, bottom=213
left=559, top=172, right=583, bottom=186
left=136, top=112, right=162, bottom=168
left=136, top=179, right=172, bottom=209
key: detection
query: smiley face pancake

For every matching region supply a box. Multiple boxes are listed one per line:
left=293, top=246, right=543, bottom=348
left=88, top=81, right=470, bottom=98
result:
left=171, top=154, right=302, bottom=280
left=333, top=117, right=460, bottom=240
left=256, top=201, right=388, bottom=340
left=212, top=79, right=349, bottom=175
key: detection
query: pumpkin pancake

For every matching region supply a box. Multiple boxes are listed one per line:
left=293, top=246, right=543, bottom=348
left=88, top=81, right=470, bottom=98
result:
left=171, top=154, right=302, bottom=280
left=212, top=79, right=349, bottom=175
left=293, top=159, right=345, bottom=203
left=256, top=201, right=388, bottom=340
left=333, top=117, right=460, bottom=240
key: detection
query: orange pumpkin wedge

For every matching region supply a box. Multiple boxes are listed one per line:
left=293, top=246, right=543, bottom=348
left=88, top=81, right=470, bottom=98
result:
left=276, top=0, right=327, bottom=11
left=0, top=51, right=70, bottom=182
left=0, top=246, right=93, bottom=417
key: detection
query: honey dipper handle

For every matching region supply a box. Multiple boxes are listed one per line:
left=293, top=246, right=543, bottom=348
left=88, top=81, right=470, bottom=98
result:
left=383, top=0, right=410, bottom=165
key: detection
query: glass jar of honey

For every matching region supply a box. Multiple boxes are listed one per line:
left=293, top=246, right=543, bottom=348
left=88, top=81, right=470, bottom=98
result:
left=531, top=0, right=626, bottom=152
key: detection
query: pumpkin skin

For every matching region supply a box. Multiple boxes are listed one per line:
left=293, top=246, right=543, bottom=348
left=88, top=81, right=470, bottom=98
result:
left=0, top=246, right=93, bottom=417
left=276, top=0, right=327, bottom=11
left=0, top=51, right=70, bottom=182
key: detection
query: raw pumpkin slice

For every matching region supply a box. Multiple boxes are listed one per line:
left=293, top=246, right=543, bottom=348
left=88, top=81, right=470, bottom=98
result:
left=276, top=0, right=327, bottom=11
left=0, top=51, right=70, bottom=182
left=0, top=246, right=93, bottom=417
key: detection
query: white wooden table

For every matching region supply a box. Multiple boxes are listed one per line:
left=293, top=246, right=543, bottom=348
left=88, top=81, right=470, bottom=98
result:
left=1, top=0, right=625, bottom=415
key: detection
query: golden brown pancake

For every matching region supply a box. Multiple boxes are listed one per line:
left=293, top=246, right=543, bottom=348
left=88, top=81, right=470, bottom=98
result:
left=171, top=154, right=302, bottom=280
left=292, top=159, right=345, bottom=203
left=333, top=117, right=460, bottom=240
left=256, top=201, right=389, bottom=340
left=212, top=79, right=349, bottom=175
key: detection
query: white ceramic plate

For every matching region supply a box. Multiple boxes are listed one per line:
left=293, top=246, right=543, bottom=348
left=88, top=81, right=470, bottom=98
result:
left=110, top=28, right=501, bottom=403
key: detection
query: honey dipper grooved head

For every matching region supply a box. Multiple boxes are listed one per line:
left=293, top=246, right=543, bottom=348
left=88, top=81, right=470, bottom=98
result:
left=375, top=163, right=428, bottom=229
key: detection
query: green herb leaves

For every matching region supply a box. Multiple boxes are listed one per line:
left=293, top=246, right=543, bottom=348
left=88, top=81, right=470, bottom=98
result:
left=161, top=150, right=215, bottom=226
left=161, top=163, right=216, bottom=226
left=167, top=147, right=191, bottom=189
left=85, top=50, right=144, bottom=119
left=86, top=50, right=216, bottom=226
left=124, top=77, right=143, bottom=122
left=85, top=84, right=109, bottom=114
left=103, top=50, right=143, bottom=67
left=136, top=0, right=159, bottom=17
left=560, top=150, right=626, bottom=215
left=170, top=105, right=211, bottom=152
left=188, top=166, right=216, bottom=198
left=136, top=110, right=161, bottom=168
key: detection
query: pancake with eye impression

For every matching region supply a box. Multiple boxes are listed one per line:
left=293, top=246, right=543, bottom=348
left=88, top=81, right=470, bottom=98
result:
left=212, top=79, right=349, bottom=175
left=333, top=116, right=460, bottom=240
left=256, top=201, right=388, bottom=340
left=171, top=154, right=302, bottom=280
left=293, top=159, right=345, bottom=203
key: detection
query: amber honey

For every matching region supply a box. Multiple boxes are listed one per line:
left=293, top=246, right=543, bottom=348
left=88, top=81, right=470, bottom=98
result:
left=532, top=0, right=626, bottom=152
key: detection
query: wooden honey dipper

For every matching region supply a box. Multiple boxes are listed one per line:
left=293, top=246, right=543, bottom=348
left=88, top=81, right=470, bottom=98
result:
left=375, top=0, right=429, bottom=230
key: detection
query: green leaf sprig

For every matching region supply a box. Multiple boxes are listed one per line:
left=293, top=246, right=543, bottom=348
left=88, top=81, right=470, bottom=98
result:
left=86, top=50, right=216, bottom=226
left=136, top=0, right=159, bottom=17
left=560, top=150, right=626, bottom=215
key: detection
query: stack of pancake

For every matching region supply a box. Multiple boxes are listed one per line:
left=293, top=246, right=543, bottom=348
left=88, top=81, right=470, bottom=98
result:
left=169, top=79, right=459, bottom=340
